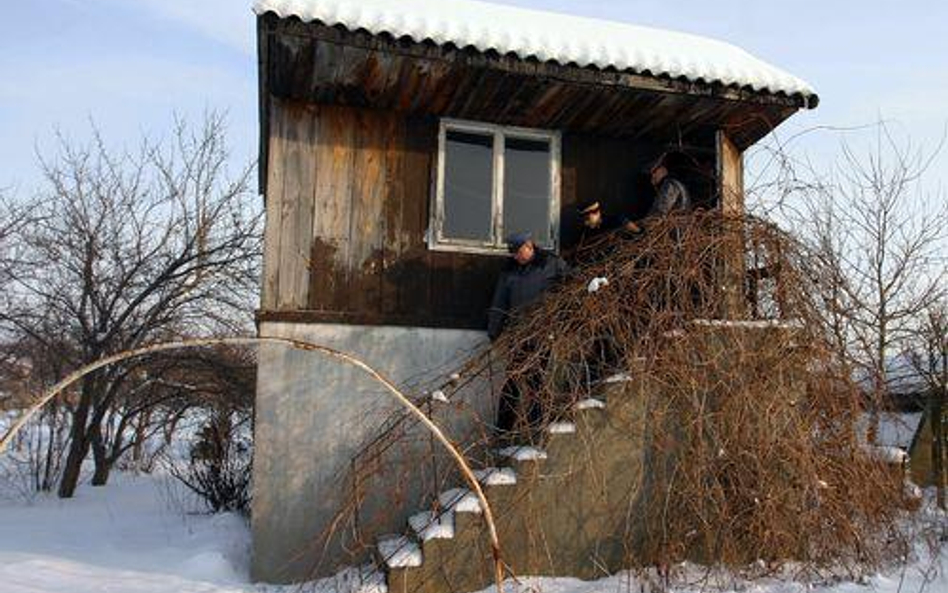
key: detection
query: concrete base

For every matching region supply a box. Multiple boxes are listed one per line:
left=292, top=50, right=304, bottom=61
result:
left=383, top=324, right=810, bottom=593
left=251, top=322, right=494, bottom=584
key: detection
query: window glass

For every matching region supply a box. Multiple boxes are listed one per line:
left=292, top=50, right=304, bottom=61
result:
left=503, top=137, right=552, bottom=245
left=442, top=130, right=494, bottom=242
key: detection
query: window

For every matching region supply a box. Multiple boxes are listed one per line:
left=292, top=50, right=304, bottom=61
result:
left=431, top=119, right=560, bottom=254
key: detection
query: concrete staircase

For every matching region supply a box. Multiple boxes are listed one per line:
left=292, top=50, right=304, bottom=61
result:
left=371, top=376, right=647, bottom=593
left=336, top=322, right=810, bottom=593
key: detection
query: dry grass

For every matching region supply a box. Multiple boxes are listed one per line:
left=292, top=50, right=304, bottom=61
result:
left=478, top=212, right=914, bottom=577
left=331, top=212, right=921, bottom=586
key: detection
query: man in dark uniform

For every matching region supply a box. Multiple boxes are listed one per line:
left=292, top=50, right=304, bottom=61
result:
left=648, top=157, right=692, bottom=217
left=488, top=233, right=571, bottom=436
left=577, top=202, right=617, bottom=246
left=573, top=201, right=642, bottom=259
left=645, top=155, right=700, bottom=310
left=487, top=233, right=571, bottom=341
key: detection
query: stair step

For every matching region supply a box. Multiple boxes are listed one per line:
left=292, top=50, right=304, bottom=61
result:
left=548, top=421, right=577, bottom=434
left=438, top=488, right=483, bottom=514
left=473, top=467, right=517, bottom=486
left=496, top=445, right=548, bottom=461
left=377, top=535, right=423, bottom=569
left=332, top=564, right=388, bottom=593
left=408, top=510, right=455, bottom=541
left=360, top=566, right=388, bottom=593
left=575, top=398, right=606, bottom=410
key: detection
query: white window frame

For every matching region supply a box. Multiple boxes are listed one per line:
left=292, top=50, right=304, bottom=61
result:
left=430, top=118, right=561, bottom=256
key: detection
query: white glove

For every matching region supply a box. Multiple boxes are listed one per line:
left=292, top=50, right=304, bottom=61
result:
left=587, top=277, right=609, bottom=294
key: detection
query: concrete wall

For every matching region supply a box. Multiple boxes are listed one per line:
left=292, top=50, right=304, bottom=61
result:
left=251, top=322, right=495, bottom=584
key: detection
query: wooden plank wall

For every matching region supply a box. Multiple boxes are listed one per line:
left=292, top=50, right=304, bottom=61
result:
left=261, top=99, right=720, bottom=329
left=262, top=98, right=505, bottom=329
left=262, top=101, right=317, bottom=311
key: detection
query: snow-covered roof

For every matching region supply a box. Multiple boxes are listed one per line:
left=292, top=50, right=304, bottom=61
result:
left=858, top=412, right=925, bottom=450
left=253, top=0, right=818, bottom=104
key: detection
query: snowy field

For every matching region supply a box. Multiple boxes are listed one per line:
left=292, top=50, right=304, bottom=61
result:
left=0, top=473, right=251, bottom=593
left=0, top=472, right=944, bottom=593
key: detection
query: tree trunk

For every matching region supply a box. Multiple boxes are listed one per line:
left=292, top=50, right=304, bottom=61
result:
left=90, top=425, right=110, bottom=487
left=58, top=379, right=95, bottom=498
left=59, top=431, right=89, bottom=497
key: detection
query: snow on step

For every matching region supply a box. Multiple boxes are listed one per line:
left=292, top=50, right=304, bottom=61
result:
left=691, top=318, right=804, bottom=330
left=408, top=510, right=455, bottom=541
left=575, top=398, right=606, bottom=410
left=355, top=566, right=388, bottom=593
left=473, top=467, right=518, bottom=486
left=496, top=446, right=548, bottom=461
left=378, top=535, right=423, bottom=568
left=548, top=421, right=577, bottom=434
left=438, top=488, right=483, bottom=514
left=602, top=373, right=633, bottom=384
left=328, top=564, right=389, bottom=593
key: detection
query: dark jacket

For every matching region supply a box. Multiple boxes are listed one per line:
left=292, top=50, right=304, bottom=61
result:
left=487, top=250, right=571, bottom=340
left=648, top=177, right=692, bottom=217
left=576, top=214, right=625, bottom=250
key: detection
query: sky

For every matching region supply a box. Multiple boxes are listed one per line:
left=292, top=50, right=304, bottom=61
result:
left=1, top=0, right=947, bottom=198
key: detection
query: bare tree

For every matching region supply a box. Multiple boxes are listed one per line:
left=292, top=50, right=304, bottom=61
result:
left=837, top=128, right=945, bottom=409
left=909, top=301, right=948, bottom=509
left=0, top=113, right=262, bottom=497
left=763, top=123, right=947, bottom=439
left=0, top=190, right=37, bottom=412
left=0, top=189, right=34, bottom=306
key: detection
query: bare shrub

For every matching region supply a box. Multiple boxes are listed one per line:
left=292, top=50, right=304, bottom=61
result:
left=164, top=407, right=252, bottom=514
left=483, top=213, right=913, bottom=576
left=0, top=341, right=71, bottom=497
left=156, top=344, right=256, bottom=514
left=333, top=213, right=920, bottom=587
left=0, top=407, right=70, bottom=500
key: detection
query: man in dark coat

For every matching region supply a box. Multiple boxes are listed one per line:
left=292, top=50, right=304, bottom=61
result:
left=648, top=157, right=692, bottom=217
left=572, top=201, right=643, bottom=261
left=487, top=233, right=571, bottom=341
left=487, top=233, right=570, bottom=437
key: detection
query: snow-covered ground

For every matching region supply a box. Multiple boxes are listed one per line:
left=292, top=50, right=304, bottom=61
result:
left=0, top=473, right=251, bottom=592
left=0, top=472, right=944, bottom=593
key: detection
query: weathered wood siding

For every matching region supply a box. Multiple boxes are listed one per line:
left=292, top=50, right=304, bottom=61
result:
left=262, top=99, right=506, bottom=328
left=261, top=99, right=720, bottom=329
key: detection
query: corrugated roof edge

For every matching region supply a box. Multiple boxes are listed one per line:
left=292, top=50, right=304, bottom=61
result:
left=253, top=0, right=819, bottom=110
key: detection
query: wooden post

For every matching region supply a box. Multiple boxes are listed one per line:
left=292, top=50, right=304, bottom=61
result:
left=716, top=131, right=744, bottom=216
left=716, top=131, right=746, bottom=318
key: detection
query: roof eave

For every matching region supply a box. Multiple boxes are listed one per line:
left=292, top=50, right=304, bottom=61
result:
left=258, top=11, right=818, bottom=112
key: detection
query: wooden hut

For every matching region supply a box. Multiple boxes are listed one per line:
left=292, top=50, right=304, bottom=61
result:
left=250, top=0, right=818, bottom=584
